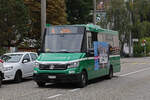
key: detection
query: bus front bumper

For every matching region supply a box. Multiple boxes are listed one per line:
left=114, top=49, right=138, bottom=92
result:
left=33, top=73, right=81, bottom=83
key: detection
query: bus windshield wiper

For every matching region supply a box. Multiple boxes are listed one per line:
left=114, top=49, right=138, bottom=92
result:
left=55, top=49, right=71, bottom=53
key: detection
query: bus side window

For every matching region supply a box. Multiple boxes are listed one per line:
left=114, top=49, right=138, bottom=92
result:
left=86, top=32, right=98, bottom=57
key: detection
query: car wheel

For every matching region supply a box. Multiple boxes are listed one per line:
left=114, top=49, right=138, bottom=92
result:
left=0, top=75, right=2, bottom=88
left=14, top=71, right=22, bottom=83
left=77, top=71, right=87, bottom=88
left=107, top=66, right=113, bottom=79
left=36, top=81, right=46, bottom=87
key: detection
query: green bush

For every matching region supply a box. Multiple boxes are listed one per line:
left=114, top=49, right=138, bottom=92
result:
left=0, top=48, right=6, bottom=56
left=133, top=37, right=150, bottom=57
left=133, top=43, right=144, bottom=57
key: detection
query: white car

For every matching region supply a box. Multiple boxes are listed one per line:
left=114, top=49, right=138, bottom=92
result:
left=1, top=52, right=38, bottom=82
left=0, top=59, right=4, bottom=87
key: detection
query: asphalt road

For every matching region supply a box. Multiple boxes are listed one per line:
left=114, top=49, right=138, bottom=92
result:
left=1, top=57, right=150, bottom=100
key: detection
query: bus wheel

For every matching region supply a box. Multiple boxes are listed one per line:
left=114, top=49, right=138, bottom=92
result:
left=36, top=81, right=46, bottom=87
left=77, top=71, right=87, bottom=88
left=107, top=66, right=113, bottom=79
left=0, top=75, right=2, bottom=88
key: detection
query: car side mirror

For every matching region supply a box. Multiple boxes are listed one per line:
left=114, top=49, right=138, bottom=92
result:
left=22, top=59, right=28, bottom=63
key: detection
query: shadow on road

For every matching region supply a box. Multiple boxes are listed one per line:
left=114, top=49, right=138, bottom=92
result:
left=2, top=77, right=33, bottom=85
left=37, top=76, right=119, bottom=89
left=88, top=75, right=118, bottom=85
left=40, top=83, right=77, bottom=89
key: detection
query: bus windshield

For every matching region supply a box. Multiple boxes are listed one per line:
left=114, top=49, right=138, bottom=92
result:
left=44, top=26, right=85, bottom=53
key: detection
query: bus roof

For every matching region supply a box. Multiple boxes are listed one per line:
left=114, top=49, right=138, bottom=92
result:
left=74, top=24, right=118, bottom=35
left=46, top=24, right=118, bottom=35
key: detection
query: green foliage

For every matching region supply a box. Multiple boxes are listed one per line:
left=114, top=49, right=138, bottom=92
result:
left=103, top=0, right=130, bottom=55
left=24, top=0, right=68, bottom=48
left=133, top=37, right=150, bottom=57
left=0, top=0, right=30, bottom=47
left=133, top=43, right=143, bottom=57
left=100, top=0, right=150, bottom=56
left=66, top=0, right=93, bottom=24
left=131, top=0, right=150, bottom=39
left=141, top=38, right=150, bottom=55
left=47, top=0, right=68, bottom=25
left=0, top=48, right=7, bottom=56
left=136, top=21, right=150, bottom=38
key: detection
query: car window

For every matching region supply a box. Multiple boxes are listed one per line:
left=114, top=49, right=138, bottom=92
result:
left=23, top=54, right=30, bottom=62
left=30, top=53, right=37, bottom=61
left=0, top=54, right=23, bottom=63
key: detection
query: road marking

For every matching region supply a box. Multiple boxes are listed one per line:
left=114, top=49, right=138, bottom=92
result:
left=47, top=89, right=80, bottom=99
left=119, top=67, right=150, bottom=77
left=133, top=62, right=138, bottom=64
left=132, top=62, right=147, bottom=64
left=48, top=94, right=62, bottom=99
left=121, top=62, right=150, bottom=64
left=141, top=63, right=146, bottom=64
left=69, top=88, right=80, bottom=92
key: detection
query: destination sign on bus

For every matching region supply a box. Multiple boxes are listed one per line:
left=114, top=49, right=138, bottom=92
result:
left=49, top=26, right=78, bottom=34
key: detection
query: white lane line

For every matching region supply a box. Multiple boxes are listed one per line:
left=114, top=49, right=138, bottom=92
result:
left=119, top=67, right=150, bottom=77
left=48, top=94, right=62, bottom=99
left=47, top=89, right=80, bottom=99
left=69, top=88, right=80, bottom=92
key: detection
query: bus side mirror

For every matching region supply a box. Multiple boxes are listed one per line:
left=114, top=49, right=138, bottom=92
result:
left=109, top=44, right=113, bottom=55
left=87, top=48, right=94, bottom=56
left=109, top=47, right=113, bottom=54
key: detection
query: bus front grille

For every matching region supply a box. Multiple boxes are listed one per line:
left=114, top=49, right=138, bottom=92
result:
left=39, top=64, right=67, bottom=70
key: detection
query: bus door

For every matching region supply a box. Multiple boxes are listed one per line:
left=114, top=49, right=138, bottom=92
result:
left=93, top=42, right=109, bottom=77
left=86, top=32, right=98, bottom=79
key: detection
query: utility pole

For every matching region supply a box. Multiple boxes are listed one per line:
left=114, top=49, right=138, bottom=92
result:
left=41, top=0, right=46, bottom=42
left=93, top=0, right=96, bottom=25
left=129, top=29, right=132, bottom=56
left=129, top=0, right=133, bottom=57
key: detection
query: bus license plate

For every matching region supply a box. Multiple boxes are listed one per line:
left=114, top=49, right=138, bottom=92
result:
left=48, top=76, right=56, bottom=79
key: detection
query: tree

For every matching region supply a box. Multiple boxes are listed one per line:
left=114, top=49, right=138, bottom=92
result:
left=99, top=0, right=150, bottom=56
left=66, top=0, right=93, bottom=24
left=101, top=0, right=130, bottom=56
left=131, top=0, right=150, bottom=39
left=0, top=0, right=30, bottom=47
left=24, top=0, right=68, bottom=47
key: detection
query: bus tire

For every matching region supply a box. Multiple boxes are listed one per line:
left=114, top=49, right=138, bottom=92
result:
left=36, top=81, right=46, bottom=87
left=0, top=75, right=2, bottom=88
left=77, top=71, right=87, bottom=88
left=14, top=70, right=22, bottom=83
left=107, top=66, right=113, bottom=79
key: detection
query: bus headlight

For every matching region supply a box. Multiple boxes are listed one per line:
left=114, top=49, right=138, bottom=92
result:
left=67, top=62, right=79, bottom=69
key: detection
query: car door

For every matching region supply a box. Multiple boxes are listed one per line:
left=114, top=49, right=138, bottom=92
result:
left=21, top=53, right=33, bottom=77
left=29, top=53, right=38, bottom=75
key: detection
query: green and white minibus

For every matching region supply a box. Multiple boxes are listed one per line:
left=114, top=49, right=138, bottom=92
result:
left=33, top=24, right=121, bottom=88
